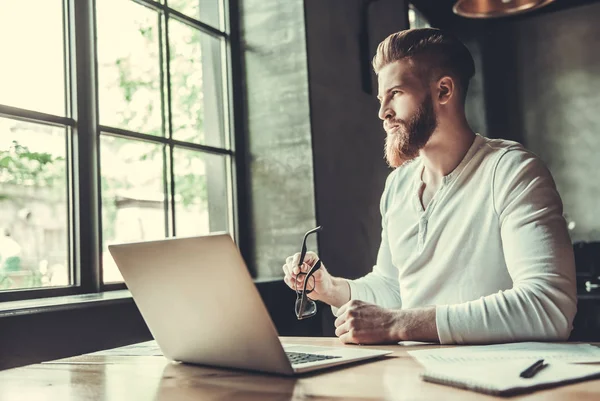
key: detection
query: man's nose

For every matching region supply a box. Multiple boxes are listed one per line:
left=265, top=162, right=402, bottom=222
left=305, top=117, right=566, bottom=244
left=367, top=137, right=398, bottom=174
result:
left=378, top=102, right=394, bottom=121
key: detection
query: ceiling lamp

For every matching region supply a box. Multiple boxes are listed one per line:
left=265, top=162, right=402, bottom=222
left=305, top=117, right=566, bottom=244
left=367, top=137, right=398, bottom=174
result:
left=453, top=0, right=557, bottom=18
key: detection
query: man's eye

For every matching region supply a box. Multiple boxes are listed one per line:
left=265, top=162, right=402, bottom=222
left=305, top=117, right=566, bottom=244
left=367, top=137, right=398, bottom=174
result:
left=392, top=90, right=400, bottom=96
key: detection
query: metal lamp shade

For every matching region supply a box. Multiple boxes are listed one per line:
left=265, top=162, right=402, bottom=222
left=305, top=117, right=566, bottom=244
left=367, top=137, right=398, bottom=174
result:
left=453, top=0, right=557, bottom=18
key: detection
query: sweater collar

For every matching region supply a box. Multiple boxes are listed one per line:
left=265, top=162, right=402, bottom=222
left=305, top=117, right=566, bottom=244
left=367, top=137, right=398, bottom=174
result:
left=413, top=133, right=485, bottom=188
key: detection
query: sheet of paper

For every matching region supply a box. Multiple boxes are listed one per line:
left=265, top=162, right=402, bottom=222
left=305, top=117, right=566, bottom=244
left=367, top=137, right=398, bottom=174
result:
left=409, top=342, right=600, bottom=369
left=421, top=360, right=600, bottom=396
left=88, top=340, right=163, bottom=356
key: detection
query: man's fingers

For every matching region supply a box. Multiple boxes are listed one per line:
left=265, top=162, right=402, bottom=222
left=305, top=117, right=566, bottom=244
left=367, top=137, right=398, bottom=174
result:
left=293, top=251, right=319, bottom=266
left=335, top=320, right=350, bottom=337
left=283, top=264, right=303, bottom=290
left=291, top=252, right=302, bottom=266
left=334, top=311, right=346, bottom=328
left=282, top=264, right=294, bottom=280
left=287, top=253, right=303, bottom=269
left=336, top=301, right=351, bottom=318
left=283, top=264, right=297, bottom=285
left=339, top=330, right=358, bottom=344
left=284, top=274, right=302, bottom=290
left=292, top=262, right=311, bottom=275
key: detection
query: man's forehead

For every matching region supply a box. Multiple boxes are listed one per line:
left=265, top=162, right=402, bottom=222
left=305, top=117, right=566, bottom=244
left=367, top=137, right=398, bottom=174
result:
left=377, top=60, right=419, bottom=94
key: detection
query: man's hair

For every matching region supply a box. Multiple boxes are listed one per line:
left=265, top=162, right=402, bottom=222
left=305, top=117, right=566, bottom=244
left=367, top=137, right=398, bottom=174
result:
left=372, top=28, right=475, bottom=102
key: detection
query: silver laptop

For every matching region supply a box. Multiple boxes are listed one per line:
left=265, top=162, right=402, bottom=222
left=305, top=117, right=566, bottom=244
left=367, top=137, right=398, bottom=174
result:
left=108, top=234, right=391, bottom=375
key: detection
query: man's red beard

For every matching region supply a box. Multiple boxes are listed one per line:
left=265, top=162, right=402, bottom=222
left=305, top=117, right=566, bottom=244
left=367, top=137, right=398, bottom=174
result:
left=385, top=127, right=419, bottom=168
left=384, top=94, right=438, bottom=168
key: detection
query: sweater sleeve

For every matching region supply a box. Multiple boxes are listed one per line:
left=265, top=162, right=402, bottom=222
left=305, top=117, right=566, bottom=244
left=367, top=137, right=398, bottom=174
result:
left=332, top=172, right=402, bottom=316
left=435, top=148, right=577, bottom=344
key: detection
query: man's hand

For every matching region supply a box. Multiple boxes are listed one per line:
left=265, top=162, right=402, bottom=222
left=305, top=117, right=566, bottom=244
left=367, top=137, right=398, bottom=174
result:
left=282, top=251, right=334, bottom=302
left=282, top=252, right=350, bottom=307
left=334, top=300, right=402, bottom=344
left=334, top=300, right=439, bottom=344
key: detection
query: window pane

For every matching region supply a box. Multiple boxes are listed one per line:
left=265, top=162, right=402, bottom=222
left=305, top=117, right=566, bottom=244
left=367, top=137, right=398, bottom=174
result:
left=0, top=0, right=65, bottom=116
left=97, top=0, right=162, bottom=136
left=408, top=4, right=431, bottom=29
left=169, top=20, right=226, bottom=148
left=0, top=118, right=70, bottom=290
left=101, top=136, right=167, bottom=283
left=168, top=0, right=221, bottom=30
left=174, top=148, right=229, bottom=236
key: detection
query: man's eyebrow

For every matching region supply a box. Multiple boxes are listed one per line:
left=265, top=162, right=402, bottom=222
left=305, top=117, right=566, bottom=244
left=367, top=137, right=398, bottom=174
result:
left=377, top=84, right=405, bottom=100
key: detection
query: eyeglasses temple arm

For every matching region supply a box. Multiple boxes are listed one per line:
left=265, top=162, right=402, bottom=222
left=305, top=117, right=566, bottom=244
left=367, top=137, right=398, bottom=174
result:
left=296, top=226, right=323, bottom=320
left=298, top=226, right=323, bottom=268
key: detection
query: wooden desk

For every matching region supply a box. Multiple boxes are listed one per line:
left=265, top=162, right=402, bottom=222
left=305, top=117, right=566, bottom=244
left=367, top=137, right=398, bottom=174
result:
left=1, top=337, right=599, bottom=400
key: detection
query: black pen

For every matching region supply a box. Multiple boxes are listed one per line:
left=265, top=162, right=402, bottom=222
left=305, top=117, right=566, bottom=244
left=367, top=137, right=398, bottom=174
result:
left=520, top=359, right=547, bottom=378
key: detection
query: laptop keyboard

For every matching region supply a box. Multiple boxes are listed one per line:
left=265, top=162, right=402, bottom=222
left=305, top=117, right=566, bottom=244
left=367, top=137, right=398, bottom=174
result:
left=286, top=351, right=342, bottom=365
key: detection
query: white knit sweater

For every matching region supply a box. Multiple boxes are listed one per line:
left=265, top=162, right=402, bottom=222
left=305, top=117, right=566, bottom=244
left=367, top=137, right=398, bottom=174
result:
left=343, top=134, right=577, bottom=344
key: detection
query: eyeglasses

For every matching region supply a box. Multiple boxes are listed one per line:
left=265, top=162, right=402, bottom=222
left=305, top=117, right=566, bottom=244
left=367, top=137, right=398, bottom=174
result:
left=295, top=226, right=323, bottom=320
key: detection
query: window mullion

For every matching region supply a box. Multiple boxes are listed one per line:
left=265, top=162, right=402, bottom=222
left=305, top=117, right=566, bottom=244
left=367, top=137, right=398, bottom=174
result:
left=163, top=5, right=177, bottom=237
left=226, top=0, right=253, bottom=273
left=71, top=0, right=101, bottom=292
left=158, top=12, right=171, bottom=238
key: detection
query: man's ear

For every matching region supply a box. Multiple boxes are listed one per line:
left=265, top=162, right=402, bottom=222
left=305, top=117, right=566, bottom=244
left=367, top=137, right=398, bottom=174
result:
left=436, top=76, right=455, bottom=105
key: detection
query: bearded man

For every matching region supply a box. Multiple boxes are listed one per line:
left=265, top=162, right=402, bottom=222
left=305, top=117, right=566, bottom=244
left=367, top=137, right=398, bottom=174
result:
left=282, top=28, right=577, bottom=345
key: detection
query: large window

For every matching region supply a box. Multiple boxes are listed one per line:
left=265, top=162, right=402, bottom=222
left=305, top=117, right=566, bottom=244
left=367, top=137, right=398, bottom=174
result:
left=0, top=0, right=237, bottom=298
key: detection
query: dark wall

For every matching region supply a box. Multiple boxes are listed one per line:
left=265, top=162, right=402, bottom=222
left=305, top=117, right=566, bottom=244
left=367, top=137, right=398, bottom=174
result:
left=450, top=2, right=600, bottom=243
left=506, top=2, right=600, bottom=244
left=305, top=0, right=407, bottom=279
left=304, top=0, right=408, bottom=334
